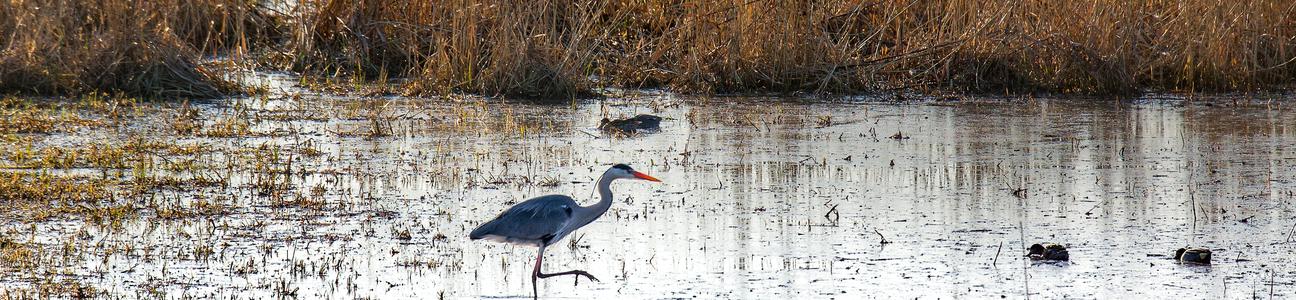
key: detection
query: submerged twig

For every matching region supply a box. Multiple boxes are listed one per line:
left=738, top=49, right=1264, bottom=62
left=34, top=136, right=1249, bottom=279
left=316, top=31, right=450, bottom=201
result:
left=1083, top=195, right=1105, bottom=216
left=1017, top=181, right=1030, bottom=299
left=873, top=228, right=892, bottom=244
left=1011, top=188, right=1027, bottom=199
left=1286, top=218, right=1296, bottom=243
left=568, top=233, right=587, bottom=251
left=1190, top=185, right=1198, bottom=236
left=993, top=241, right=1003, bottom=267
left=824, top=204, right=840, bottom=225
left=576, top=129, right=600, bottom=138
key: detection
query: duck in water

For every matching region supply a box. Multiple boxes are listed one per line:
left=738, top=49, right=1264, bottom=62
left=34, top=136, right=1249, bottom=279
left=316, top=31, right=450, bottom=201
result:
left=1027, top=243, right=1069, bottom=261
left=1175, top=247, right=1211, bottom=264
left=599, top=114, right=662, bottom=135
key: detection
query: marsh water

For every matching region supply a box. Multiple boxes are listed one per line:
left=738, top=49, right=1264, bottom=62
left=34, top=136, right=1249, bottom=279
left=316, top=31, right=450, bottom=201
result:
left=3, top=85, right=1296, bottom=299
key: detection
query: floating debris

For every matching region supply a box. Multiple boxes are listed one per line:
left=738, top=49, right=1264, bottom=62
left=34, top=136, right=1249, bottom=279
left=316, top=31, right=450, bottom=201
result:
left=1011, top=188, right=1027, bottom=199
left=1028, top=243, right=1070, bottom=261
left=599, top=114, right=662, bottom=135
left=888, top=131, right=909, bottom=140
left=1175, top=247, right=1212, bottom=265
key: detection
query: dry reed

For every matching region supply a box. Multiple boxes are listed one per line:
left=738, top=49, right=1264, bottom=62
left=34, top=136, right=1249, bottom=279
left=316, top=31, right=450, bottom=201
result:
left=0, top=0, right=270, bottom=98
left=274, top=0, right=1296, bottom=95
left=2, top=0, right=1293, bottom=98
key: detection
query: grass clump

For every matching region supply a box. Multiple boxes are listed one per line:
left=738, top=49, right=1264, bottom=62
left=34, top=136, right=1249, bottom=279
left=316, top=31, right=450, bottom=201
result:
left=0, top=172, right=116, bottom=205
left=283, top=0, right=599, bottom=98
left=0, top=232, right=35, bottom=269
left=0, top=0, right=271, bottom=99
left=0, top=97, right=105, bottom=134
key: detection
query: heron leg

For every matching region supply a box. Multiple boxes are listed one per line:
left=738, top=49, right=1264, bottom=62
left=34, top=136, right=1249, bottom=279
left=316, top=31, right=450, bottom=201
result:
left=532, top=246, right=543, bottom=300
left=532, top=245, right=599, bottom=287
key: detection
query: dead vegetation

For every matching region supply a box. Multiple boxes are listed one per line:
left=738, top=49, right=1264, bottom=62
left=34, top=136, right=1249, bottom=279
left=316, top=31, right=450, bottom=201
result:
left=4, top=0, right=1294, bottom=98
left=0, top=0, right=268, bottom=98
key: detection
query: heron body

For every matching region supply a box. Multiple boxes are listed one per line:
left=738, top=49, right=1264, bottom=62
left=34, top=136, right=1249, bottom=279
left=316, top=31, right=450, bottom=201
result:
left=469, top=194, right=582, bottom=247
left=470, top=164, right=660, bottom=299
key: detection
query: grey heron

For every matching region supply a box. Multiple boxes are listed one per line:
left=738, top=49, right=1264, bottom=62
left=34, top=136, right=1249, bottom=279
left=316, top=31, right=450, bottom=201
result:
left=469, top=164, right=661, bottom=299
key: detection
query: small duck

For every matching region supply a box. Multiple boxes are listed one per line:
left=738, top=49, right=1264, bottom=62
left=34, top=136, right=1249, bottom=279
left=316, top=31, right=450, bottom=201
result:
left=599, top=114, right=662, bottom=135
left=1175, top=247, right=1211, bottom=265
left=1027, top=243, right=1069, bottom=261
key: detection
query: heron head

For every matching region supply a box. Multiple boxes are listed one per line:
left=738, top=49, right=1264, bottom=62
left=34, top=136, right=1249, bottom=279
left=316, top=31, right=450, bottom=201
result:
left=610, top=164, right=661, bottom=182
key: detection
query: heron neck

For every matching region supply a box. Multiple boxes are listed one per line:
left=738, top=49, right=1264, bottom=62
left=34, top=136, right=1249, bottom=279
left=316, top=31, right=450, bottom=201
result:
left=575, top=173, right=616, bottom=227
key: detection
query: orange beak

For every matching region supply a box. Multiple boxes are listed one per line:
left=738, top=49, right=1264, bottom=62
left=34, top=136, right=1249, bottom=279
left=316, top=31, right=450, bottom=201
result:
left=632, top=171, right=661, bottom=182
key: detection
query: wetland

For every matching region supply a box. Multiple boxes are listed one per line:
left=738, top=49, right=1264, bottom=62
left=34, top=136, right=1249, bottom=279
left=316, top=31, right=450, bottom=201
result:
left=2, top=76, right=1295, bottom=299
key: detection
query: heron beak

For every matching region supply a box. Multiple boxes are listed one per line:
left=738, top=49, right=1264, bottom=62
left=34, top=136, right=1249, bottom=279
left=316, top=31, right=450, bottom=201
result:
left=632, top=171, right=661, bottom=182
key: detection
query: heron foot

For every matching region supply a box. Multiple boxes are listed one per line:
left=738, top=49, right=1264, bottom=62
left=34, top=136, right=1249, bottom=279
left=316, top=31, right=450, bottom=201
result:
left=537, top=269, right=599, bottom=285
left=572, top=270, right=598, bottom=285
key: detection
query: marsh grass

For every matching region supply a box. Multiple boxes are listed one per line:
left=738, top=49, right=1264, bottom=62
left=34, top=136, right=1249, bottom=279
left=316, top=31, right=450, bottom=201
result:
left=0, top=0, right=270, bottom=98
left=0, top=173, right=116, bottom=205
left=0, top=93, right=317, bottom=225
left=0, top=98, right=105, bottom=134
left=5, top=0, right=1293, bottom=98
left=282, top=0, right=1296, bottom=96
left=0, top=93, right=546, bottom=297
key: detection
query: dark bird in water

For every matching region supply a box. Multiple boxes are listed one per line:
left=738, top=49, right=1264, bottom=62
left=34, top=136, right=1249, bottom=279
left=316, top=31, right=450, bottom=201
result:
left=469, top=164, right=661, bottom=299
left=1175, top=247, right=1211, bottom=264
left=599, top=114, right=662, bottom=135
left=1027, top=243, right=1069, bottom=261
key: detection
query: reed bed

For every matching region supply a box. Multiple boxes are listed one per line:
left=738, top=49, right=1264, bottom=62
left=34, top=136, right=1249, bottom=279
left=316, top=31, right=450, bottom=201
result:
left=2, top=0, right=1293, bottom=98
left=0, top=0, right=269, bottom=98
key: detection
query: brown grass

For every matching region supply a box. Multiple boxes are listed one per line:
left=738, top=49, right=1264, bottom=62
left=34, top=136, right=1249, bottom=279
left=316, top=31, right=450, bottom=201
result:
left=0, top=0, right=268, bottom=98
left=279, top=0, right=1296, bottom=96
left=0, top=172, right=116, bottom=206
left=3, top=0, right=1294, bottom=97
left=281, top=0, right=602, bottom=98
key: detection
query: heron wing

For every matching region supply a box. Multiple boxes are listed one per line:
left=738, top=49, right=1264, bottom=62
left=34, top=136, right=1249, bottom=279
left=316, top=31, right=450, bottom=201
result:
left=469, top=195, right=577, bottom=246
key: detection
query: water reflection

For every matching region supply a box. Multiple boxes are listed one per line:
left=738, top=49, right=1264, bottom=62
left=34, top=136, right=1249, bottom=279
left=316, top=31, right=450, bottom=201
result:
left=469, top=98, right=1296, bottom=299
left=5, top=96, right=1296, bottom=299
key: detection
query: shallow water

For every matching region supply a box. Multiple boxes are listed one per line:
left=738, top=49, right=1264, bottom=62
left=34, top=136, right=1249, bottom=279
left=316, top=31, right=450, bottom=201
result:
left=3, top=90, right=1296, bottom=299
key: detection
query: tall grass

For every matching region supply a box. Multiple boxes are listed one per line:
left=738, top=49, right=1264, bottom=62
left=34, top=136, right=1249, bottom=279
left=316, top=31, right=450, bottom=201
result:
left=282, top=0, right=1296, bottom=96
left=283, top=0, right=605, bottom=98
left=0, top=0, right=270, bottom=98
left=3, top=0, right=1294, bottom=98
